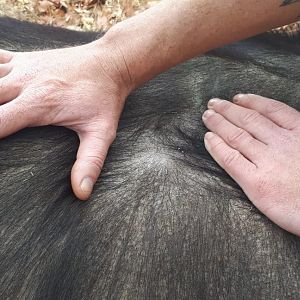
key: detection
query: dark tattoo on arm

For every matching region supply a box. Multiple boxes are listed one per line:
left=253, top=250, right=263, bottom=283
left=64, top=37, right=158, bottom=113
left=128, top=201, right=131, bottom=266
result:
left=281, top=0, right=300, bottom=6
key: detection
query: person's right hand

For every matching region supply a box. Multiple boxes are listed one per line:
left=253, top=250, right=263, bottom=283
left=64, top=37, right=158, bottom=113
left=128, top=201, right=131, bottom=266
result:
left=0, top=38, right=133, bottom=200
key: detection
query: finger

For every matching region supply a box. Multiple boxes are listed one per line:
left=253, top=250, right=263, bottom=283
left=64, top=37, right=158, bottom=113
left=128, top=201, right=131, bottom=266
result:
left=0, top=64, right=12, bottom=78
left=71, top=130, right=115, bottom=200
left=208, top=98, right=282, bottom=143
left=0, top=50, right=13, bottom=64
left=202, top=109, right=266, bottom=163
left=0, top=98, right=31, bottom=138
left=204, top=132, right=256, bottom=188
left=0, top=77, right=21, bottom=103
left=233, top=93, right=300, bottom=130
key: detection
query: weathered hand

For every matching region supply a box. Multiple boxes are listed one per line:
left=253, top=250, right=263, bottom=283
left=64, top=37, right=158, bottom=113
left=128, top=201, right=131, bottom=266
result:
left=0, top=39, right=132, bottom=200
left=202, top=94, right=300, bottom=236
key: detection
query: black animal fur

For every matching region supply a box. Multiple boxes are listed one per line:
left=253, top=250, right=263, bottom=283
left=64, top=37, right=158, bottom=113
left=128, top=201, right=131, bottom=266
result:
left=0, top=17, right=300, bottom=299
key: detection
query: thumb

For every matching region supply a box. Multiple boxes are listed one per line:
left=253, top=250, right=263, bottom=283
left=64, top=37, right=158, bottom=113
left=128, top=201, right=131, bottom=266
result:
left=71, top=130, right=113, bottom=200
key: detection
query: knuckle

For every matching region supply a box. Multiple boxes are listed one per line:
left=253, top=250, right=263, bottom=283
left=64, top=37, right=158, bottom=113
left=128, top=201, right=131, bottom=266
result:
left=88, top=155, right=105, bottom=170
left=222, top=150, right=240, bottom=167
left=209, top=139, right=224, bottom=153
left=266, top=100, right=285, bottom=114
left=79, top=150, right=106, bottom=171
left=240, top=110, right=261, bottom=126
left=106, top=128, right=117, bottom=142
left=227, top=128, right=247, bottom=146
left=42, top=79, right=69, bottom=94
left=33, top=79, right=69, bottom=107
left=96, top=122, right=117, bottom=142
left=33, top=79, right=68, bottom=95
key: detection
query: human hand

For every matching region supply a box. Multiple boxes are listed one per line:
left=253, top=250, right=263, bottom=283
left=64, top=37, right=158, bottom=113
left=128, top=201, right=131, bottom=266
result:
left=0, top=39, right=132, bottom=200
left=202, top=94, right=300, bottom=236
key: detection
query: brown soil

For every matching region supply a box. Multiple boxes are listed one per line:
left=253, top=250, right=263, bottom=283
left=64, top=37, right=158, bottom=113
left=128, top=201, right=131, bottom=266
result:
left=0, top=0, right=160, bottom=31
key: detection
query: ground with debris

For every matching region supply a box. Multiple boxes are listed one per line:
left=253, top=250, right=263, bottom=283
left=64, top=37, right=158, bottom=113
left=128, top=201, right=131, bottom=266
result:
left=0, top=0, right=160, bottom=31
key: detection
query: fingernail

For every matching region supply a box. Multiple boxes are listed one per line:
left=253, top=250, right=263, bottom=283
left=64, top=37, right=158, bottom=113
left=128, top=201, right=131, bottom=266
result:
left=80, top=177, right=94, bottom=194
left=233, top=94, right=245, bottom=103
left=202, top=109, right=215, bottom=121
left=208, top=98, right=222, bottom=108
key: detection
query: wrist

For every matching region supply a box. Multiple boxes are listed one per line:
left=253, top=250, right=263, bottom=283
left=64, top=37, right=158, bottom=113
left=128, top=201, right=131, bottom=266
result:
left=88, top=28, right=136, bottom=98
left=95, top=20, right=158, bottom=90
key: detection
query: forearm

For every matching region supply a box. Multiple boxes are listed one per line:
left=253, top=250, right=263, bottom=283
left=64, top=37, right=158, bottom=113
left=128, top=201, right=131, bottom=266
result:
left=95, top=0, right=300, bottom=90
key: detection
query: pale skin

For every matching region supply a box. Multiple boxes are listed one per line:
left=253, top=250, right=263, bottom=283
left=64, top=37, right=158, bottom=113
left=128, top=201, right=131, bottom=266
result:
left=0, top=0, right=300, bottom=235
